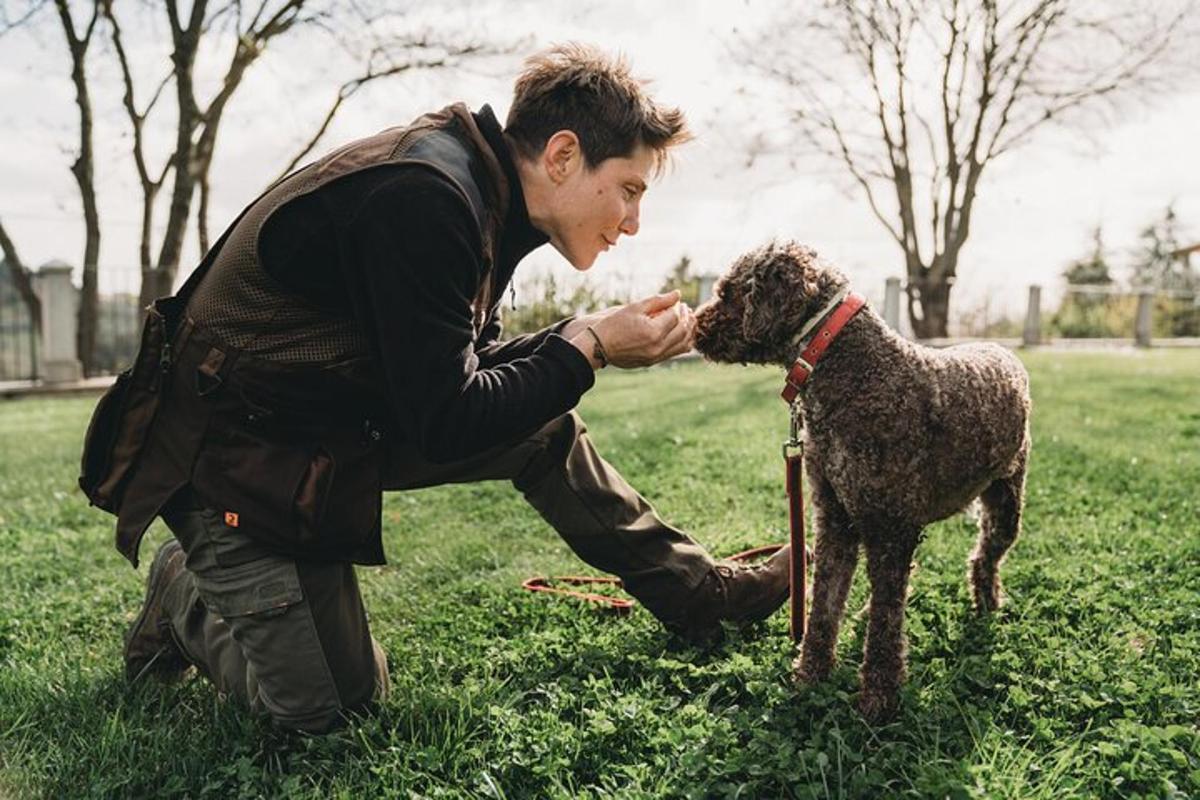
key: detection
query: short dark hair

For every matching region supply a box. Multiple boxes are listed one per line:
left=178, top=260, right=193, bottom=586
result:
left=505, top=43, right=692, bottom=175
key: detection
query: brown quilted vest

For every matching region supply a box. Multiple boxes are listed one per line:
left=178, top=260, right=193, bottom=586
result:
left=113, top=104, right=508, bottom=566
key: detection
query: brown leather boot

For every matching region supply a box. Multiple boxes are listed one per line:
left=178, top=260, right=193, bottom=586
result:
left=124, top=539, right=191, bottom=683
left=669, top=545, right=793, bottom=643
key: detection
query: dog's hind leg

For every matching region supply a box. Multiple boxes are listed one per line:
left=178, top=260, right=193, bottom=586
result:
left=969, top=445, right=1028, bottom=613
left=794, top=474, right=858, bottom=685
left=857, top=523, right=920, bottom=721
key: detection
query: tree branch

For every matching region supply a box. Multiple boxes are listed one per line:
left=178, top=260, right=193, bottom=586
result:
left=104, top=0, right=173, bottom=272
left=273, top=44, right=485, bottom=180
left=0, top=0, right=48, bottom=39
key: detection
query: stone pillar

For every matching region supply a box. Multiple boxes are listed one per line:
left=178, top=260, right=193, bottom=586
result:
left=1023, top=285, right=1042, bottom=347
left=883, top=277, right=901, bottom=331
left=697, top=274, right=717, bottom=304
left=32, top=260, right=82, bottom=383
left=1135, top=289, right=1153, bottom=347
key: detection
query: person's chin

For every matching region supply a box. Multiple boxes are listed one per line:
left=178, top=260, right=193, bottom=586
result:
left=566, top=248, right=600, bottom=271
left=550, top=237, right=600, bottom=270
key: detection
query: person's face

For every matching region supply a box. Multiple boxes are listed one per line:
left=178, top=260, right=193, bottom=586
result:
left=538, top=133, right=654, bottom=270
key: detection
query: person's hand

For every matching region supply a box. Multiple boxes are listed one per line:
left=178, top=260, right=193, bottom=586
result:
left=559, top=305, right=621, bottom=342
left=570, top=290, right=696, bottom=369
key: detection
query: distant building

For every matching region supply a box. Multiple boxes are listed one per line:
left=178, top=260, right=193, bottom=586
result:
left=1172, top=243, right=1200, bottom=271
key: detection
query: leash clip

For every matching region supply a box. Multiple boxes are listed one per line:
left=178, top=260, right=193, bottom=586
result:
left=782, top=399, right=804, bottom=460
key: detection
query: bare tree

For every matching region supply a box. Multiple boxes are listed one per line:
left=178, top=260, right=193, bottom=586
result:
left=271, top=36, right=493, bottom=185
left=739, top=0, right=1195, bottom=337
left=102, top=1, right=505, bottom=309
left=2, top=0, right=102, bottom=372
left=0, top=2, right=46, bottom=333
left=53, top=0, right=102, bottom=375
left=103, top=0, right=320, bottom=307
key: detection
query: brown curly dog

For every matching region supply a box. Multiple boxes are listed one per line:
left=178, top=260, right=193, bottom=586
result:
left=693, top=241, right=1031, bottom=721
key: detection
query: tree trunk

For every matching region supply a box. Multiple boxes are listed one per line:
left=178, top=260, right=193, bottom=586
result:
left=76, top=168, right=100, bottom=376
left=73, top=146, right=100, bottom=376
left=197, top=172, right=211, bottom=257
left=55, top=0, right=101, bottom=376
left=138, top=266, right=177, bottom=310
left=908, top=278, right=952, bottom=339
left=140, top=0, right=206, bottom=311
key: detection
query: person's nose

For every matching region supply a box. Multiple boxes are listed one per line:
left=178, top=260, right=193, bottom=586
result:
left=619, top=199, right=640, bottom=236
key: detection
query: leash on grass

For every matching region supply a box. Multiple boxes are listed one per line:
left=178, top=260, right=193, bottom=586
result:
left=519, top=410, right=808, bottom=640
left=520, top=545, right=787, bottom=615
left=519, top=407, right=810, bottom=631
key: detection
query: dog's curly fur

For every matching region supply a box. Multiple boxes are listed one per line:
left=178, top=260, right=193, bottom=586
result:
left=694, top=241, right=1032, bottom=721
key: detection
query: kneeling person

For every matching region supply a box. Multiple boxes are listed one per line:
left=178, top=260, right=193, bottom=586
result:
left=102, top=44, right=791, bottom=733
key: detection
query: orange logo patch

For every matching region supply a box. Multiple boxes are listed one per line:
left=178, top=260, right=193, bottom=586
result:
left=224, top=511, right=240, bottom=528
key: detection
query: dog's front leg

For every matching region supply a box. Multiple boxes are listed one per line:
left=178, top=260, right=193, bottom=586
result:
left=794, top=476, right=857, bottom=685
left=858, top=525, right=920, bottom=721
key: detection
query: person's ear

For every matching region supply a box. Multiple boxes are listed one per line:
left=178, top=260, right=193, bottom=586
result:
left=543, top=130, right=581, bottom=184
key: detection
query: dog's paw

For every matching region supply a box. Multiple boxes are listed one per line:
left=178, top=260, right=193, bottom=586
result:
left=969, top=562, right=1006, bottom=613
left=856, top=687, right=899, bottom=723
left=970, top=578, right=1005, bottom=614
left=972, top=591, right=1005, bottom=615
left=792, top=652, right=833, bottom=685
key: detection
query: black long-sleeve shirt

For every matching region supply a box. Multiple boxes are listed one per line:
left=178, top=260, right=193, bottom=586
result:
left=257, top=106, right=594, bottom=463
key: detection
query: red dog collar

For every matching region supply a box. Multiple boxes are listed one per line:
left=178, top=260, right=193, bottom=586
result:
left=780, top=292, right=866, bottom=404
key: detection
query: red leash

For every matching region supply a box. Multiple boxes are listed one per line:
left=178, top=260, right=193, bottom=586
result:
left=786, top=445, right=807, bottom=643
left=521, top=546, right=784, bottom=613
left=520, top=576, right=636, bottom=614
left=779, top=290, right=864, bottom=642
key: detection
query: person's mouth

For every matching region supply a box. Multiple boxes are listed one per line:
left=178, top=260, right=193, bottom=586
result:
left=601, top=235, right=617, bottom=250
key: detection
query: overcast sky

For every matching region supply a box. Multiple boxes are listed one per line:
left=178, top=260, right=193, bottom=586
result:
left=1, top=0, right=1197, bottom=328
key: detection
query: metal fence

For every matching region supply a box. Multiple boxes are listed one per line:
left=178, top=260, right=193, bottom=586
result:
left=4, top=266, right=1200, bottom=387
left=0, top=276, right=38, bottom=381
left=0, top=264, right=143, bottom=382
left=1050, top=284, right=1198, bottom=338
left=93, top=266, right=144, bottom=375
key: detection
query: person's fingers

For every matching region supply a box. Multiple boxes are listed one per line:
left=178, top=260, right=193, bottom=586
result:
left=661, top=336, right=687, bottom=361
left=681, top=307, right=697, bottom=348
left=638, top=290, right=681, bottom=315
left=649, top=304, right=684, bottom=336
left=680, top=303, right=695, bottom=326
left=658, top=317, right=691, bottom=358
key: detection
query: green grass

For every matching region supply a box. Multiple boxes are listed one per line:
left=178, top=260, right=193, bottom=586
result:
left=1, top=350, right=1198, bottom=798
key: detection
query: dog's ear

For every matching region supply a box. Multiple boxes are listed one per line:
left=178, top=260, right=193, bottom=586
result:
left=741, top=273, right=774, bottom=343
left=739, top=256, right=825, bottom=345
left=741, top=261, right=819, bottom=344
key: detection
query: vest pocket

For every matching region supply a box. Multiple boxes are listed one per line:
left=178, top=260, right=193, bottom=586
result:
left=294, top=447, right=334, bottom=543
left=192, top=420, right=382, bottom=559
left=78, top=296, right=183, bottom=513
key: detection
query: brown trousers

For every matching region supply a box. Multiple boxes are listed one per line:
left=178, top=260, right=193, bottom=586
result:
left=159, top=411, right=715, bottom=732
